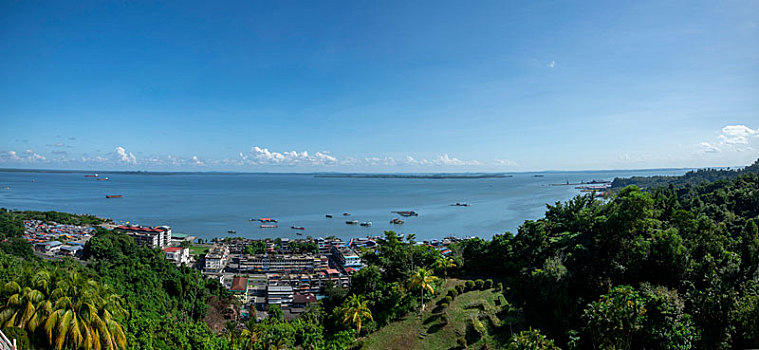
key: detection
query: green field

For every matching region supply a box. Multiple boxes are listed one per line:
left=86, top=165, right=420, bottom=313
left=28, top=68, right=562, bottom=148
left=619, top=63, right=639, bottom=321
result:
left=189, top=244, right=211, bottom=255
left=361, top=279, right=509, bottom=350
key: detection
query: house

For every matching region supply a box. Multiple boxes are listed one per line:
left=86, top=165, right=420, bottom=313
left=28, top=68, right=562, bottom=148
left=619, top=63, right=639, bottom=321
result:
left=292, top=293, right=317, bottom=308
left=162, top=247, right=190, bottom=265
left=34, top=241, right=62, bottom=253
left=59, top=245, right=83, bottom=257
left=267, top=285, right=294, bottom=305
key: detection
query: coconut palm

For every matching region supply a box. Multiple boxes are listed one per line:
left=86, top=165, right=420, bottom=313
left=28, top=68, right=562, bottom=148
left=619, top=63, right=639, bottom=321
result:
left=338, top=294, right=373, bottom=335
left=433, top=257, right=457, bottom=280
left=409, top=267, right=437, bottom=312
left=0, top=281, right=52, bottom=333
left=44, top=271, right=128, bottom=350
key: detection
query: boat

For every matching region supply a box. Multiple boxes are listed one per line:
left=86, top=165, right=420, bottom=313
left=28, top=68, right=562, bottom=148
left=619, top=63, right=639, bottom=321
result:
left=255, top=218, right=278, bottom=223
left=359, top=222, right=372, bottom=227
left=85, top=174, right=98, bottom=178
left=343, top=212, right=351, bottom=216
left=260, top=224, right=278, bottom=228
left=228, top=230, right=237, bottom=234
left=392, top=210, right=418, bottom=217
left=97, top=177, right=110, bottom=181
left=451, top=202, right=470, bottom=207
left=296, top=232, right=303, bottom=236
left=291, top=226, right=305, bottom=230
left=105, top=195, right=123, bottom=198
left=346, top=220, right=359, bottom=225
left=325, top=214, right=333, bottom=218
left=533, top=175, right=544, bottom=177
left=389, top=218, right=404, bottom=224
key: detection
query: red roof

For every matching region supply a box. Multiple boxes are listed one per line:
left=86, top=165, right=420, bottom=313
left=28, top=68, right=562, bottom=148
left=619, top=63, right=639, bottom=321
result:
left=293, top=293, right=317, bottom=304
left=162, top=247, right=181, bottom=252
left=345, top=267, right=356, bottom=273
left=326, top=268, right=339, bottom=275
left=230, top=277, right=248, bottom=292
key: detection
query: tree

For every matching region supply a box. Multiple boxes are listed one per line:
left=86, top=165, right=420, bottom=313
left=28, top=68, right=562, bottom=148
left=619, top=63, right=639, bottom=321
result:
left=337, top=294, right=373, bottom=336
left=0, top=280, right=50, bottom=333
left=583, top=285, right=647, bottom=350
left=506, top=328, right=561, bottom=350
left=408, top=267, right=437, bottom=312
left=433, top=257, right=457, bottom=280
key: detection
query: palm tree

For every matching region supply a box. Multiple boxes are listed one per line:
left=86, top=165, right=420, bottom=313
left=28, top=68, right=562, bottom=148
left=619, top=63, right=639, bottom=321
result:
left=0, top=281, right=51, bottom=333
left=44, top=271, right=128, bottom=350
left=409, top=267, right=437, bottom=312
left=338, top=294, right=373, bottom=335
left=433, top=257, right=457, bottom=280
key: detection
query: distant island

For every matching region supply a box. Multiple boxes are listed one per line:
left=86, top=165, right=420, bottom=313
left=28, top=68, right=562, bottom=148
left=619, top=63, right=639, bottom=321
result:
left=314, top=173, right=513, bottom=179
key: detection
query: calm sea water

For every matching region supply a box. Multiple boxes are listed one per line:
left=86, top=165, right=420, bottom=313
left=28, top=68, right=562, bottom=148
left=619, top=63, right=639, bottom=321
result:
left=0, top=169, right=688, bottom=241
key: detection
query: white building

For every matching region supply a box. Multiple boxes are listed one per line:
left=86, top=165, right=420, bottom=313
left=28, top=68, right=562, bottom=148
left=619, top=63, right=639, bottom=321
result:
left=162, top=247, right=190, bottom=265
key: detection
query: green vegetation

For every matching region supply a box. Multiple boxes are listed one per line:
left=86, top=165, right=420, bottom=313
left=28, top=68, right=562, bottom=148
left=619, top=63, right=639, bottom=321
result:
left=611, top=158, right=759, bottom=190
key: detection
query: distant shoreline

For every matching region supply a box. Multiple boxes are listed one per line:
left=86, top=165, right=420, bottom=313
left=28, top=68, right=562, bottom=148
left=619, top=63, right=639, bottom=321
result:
left=314, top=174, right=512, bottom=179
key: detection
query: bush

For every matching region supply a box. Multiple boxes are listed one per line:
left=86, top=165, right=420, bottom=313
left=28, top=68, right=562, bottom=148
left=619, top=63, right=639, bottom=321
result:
left=457, top=337, right=467, bottom=348
left=484, top=279, right=493, bottom=289
left=496, top=282, right=503, bottom=291
left=440, top=302, right=448, bottom=309
left=444, top=296, right=453, bottom=304
left=475, top=279, right=485, bottom=290
left=448, top=288, right=459, bottom=298
left=440, top=314, right=448, bottom=325
left=456, top=283, right=465, bottom=294
left=465, top=280, right=475, bottom=291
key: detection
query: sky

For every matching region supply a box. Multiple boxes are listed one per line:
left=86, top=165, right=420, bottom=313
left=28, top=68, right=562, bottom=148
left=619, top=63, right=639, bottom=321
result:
left=0, top=1, right=757, bottom=172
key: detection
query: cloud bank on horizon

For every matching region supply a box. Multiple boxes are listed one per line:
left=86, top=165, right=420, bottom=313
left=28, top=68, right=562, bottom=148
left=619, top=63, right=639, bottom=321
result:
left=1, top=124, right=757, bottom=172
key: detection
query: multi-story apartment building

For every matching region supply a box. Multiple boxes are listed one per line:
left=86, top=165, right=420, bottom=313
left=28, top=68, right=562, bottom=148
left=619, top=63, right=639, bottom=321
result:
left=204, top=245, right=230, bottom=272
left=115, top=225, right=172, bottom=248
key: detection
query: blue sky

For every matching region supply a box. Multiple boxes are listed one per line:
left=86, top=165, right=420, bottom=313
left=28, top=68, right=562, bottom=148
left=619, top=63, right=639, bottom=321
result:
left=1, top=1, right=757, bottom=172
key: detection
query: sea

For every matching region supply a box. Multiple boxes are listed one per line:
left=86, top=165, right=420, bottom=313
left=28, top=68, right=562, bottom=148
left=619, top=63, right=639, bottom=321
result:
left=0, top=169, right=689, bottom=241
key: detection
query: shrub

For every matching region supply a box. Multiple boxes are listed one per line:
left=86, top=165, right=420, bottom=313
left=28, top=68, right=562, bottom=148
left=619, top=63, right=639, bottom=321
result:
left=440, top=314, right=448, bottom=325
left=496, top=282, right=503, bottom=291
left=448, top=288, right=459, bottom=298
left=440, top=302, right=448, bottom=309
left=465, top=280, right=475, bottom=291
left=484, top=279, right=493, bottom=289
left=475, top=279, right=485, bottom=290
left=457, top=337, right=467, bottom=348
left=456, top=283, right=465, bottom=294
left=444, top=296, right=453, bottom=304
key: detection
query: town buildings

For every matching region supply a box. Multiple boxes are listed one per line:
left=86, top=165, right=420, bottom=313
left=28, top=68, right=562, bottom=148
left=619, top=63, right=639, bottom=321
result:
left=115, top=225, right=172, bottom=248
left=162, top=247, right=191, bottom=265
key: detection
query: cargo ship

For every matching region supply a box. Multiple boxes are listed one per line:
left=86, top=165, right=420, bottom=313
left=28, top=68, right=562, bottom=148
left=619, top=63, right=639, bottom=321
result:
left=253, top=218, right=278, bottom=223
left=85, top=174, right=98, bottom=178
left=97, top=177, right=110, bottom=181
left=260, top=224, right=278, bottom=228
left=291, top=226, right=305, bottom=230
left=346, top=220, right=359, bottom=225
left=105, top=195, right=123, bottom=198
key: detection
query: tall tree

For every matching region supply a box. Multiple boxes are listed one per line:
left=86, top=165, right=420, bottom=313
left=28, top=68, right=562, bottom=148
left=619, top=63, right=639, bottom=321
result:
left=338, top=294, right=373, bottom=335
left=409, top=267, right=437, bottom=312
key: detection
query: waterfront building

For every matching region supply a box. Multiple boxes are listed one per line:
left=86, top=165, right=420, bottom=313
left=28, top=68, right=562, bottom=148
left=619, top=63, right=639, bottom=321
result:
left=204, top=245, right=230, bottom=272
left=232, top=254, right=329, bottom=273
left=115, top=225, right=172, bottom=248
left=162, top=247, right=190, bottom=265
left=267, top=285, right=294, bottom=305
left=330, top=245, right=363, bottom=270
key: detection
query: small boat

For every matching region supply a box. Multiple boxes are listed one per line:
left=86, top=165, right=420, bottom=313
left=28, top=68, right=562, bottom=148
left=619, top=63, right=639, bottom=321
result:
left=97, top=177, right=109, bottom=181
left=343, top=212, right=351, bottom=216
left=392, top=210, right=418, bottom=217
left=533, top=174, right=544, bottom=177
left=105, top=195, right=123, bottom=199
left=346, top=220, right=359, bottom=225
left=255, top=218, right=278, bottom=223
left=451, top=202, right=470, bottom=207
left=228, top=230, right=237, bottom=234
left=260, top=224, right=278, bottom=228
left=85, top=174, right=98, bottom=178
left=295, top=232, right=303, bottom=236
left=359, top=222, right=372, bottom=227
left=291, top=226, right=305, bottom=230
left=325, top=214, right=333, bottom=218
left=389, top=218, right=404, bottom=224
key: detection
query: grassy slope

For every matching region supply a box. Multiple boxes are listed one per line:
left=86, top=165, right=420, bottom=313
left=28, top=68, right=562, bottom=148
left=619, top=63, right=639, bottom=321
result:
left=361, top=279, right=506, bottom=350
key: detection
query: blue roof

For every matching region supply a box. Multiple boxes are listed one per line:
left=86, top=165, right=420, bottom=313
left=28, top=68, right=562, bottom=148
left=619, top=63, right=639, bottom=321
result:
left=36, top=241, right=63, bottom=247
left=61, top=245, right=83, bottom=251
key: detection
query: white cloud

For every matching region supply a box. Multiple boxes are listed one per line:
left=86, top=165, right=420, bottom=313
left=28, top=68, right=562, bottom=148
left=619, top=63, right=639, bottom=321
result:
left=547, top=60, right=556, bottom=69
left=495, top=158, right=518, bottom=166
left=0, top=149, right=46, bottom=163
left=113, top=146, right=137, bottom=164
left=241, top=146, right=339, bottom=166
left=433, top=154, right=480, bottom=166
left=698, top=125, right=758, bottom=154
left=191, top=155, right=205, bottom=166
